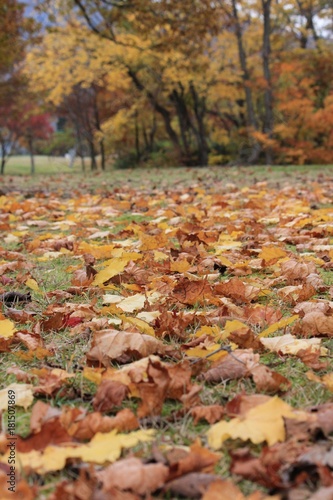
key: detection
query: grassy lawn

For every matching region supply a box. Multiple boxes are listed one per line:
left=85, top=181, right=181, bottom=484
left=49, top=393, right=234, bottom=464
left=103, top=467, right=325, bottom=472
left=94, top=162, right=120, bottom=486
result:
left=1, top=159, right=333, bottom=498
left=1, top=155, right=333, bottom=191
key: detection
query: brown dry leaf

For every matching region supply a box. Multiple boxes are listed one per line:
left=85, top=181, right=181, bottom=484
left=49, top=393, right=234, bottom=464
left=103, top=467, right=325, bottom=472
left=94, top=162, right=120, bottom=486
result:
left=173, top=277, right=213, bottom=305
left=0, top=470, right=37, bottom=500
left=294, top=300, right=333, bottom=316
left=190, top=405, right=225, bottom=425
left=243, top=304, right=283, bottom=327
left=164, top=472, right=219, bottom=498
left=135, top=358, right=170, bottom=417
left=293, top=311, right=333, bottom=337
left=92, top=379, right=129, bottom=412
left=230, top=440, right=309, bottom=489
left=17, top=417, right=72, bottom=453
left=32, top=368, right=75, bottom=396
left=86, top=329, right=166, bottom=366
left=30, top=400, right=61, bottom=433
left=226, top=394, right=271, bottom=417
left=215, top=277, right=259, bottom=303
left=201, top=349, right=259, bottom=383
left=168, top=440, right=221, bottom=479
left=277, top=284, right=316, bottom=304
left=280, top=259, right=317, bottom=283
left=96, top=457, right=169, bottom=495
left=250, top=365, right=291, bottom=394
left=228, top=325, right=262, bottom=351
left=203, top=478, right=271, bottom=500
left=63, top=408, right=139, bottom=440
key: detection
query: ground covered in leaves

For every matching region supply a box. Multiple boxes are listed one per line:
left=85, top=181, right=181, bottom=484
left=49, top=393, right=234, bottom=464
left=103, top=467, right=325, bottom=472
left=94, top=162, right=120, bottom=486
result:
left=1, top=167, right=333, bottom=500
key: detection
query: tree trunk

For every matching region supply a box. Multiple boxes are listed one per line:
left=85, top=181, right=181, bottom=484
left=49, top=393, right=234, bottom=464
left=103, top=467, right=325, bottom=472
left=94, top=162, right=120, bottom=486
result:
left=89, top=141, right=97, bottom=170
left=189, top=83, right=208, bottom=166
left=262, top=0, right=274, bottom=164
left=170, top=87, right=191, bottom=161
left=28, top=134, right=35, bottom=175
left=0, top=142, right=6, bottom=175
left=93, top=89, right=106, bottom=170
left=231, top=0, right=260, bottom=163
left=127, top=69, right=183, bottom=159
left=134, top=109, right=140, bottom=162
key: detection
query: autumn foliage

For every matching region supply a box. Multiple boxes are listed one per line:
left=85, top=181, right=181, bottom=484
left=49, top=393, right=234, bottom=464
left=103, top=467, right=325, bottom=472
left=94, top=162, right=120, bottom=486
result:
left=0, top=170, right=333, bottom=497
left=20, top=0, right=333, bottom=168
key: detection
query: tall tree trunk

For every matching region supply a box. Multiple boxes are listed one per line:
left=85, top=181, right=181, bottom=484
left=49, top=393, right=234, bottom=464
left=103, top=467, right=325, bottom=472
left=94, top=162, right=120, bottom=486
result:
left=170, top=86, right=191, bottom=161
left=189, top=83, right=208, bottom=166
left=262, top=0, right=274, bottom=164
left=89, top=141, right=97, bottom=170
left=134, top=109, right=140, bottom=162
left=0, top=142, right=6, bottom=175
left=28, top=134, right=35, bottom=175
left=93, top=89, right=106, bottom=170
left=127, top=69, right=183, bottom=160
left=231, top=0, right=260, bottom=163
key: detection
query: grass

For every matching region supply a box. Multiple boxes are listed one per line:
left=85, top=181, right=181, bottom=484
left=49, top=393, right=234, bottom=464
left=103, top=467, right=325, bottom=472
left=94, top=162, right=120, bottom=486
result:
left=1, top=161, right=333, bottom=498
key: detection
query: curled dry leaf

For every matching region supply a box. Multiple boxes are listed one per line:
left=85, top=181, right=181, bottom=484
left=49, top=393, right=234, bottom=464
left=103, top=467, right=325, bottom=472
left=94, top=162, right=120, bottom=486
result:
left=293, top=311, right=333, bottom=337
left=86, top=329, right=166, bottom=366
left=202, top=478, right=272, bottom=500
left=64, top=408, right=139, bottom=440
left=173, top=277, right=213, bottom=306
left=201, top=349, right=260, bottom=383
left=168, top=440, right=221, bottom=480
left=225, top=394, right=271, bottom=417
left=260, top=333, right=327, bottom=355
left=164, top=472, right=219, bottom=498
left=135, top=358, right=170, bottom=417
left=96, top=457, right=169, bottom=495
left=190, top=405, right=225, bottom=425
left=250, top=365, right=291, bottom=394
left=280, top=259, right=317, bottom=283
left=214, top=277, right=259, bottom=304
left=92, top=379, right=129, bottom=412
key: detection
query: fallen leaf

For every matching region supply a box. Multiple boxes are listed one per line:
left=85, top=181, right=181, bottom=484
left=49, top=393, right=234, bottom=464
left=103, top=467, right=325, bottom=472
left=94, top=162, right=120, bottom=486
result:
left=96, top=457, right=169, bottom=494
left=92, top=379, right=129, bottom=412
left=0, top=319, right=16, bottom=338
left=87, top=329, right=166, bottom=366
left=207, top=397, right=305, bottom=448
left=5, top=429, right=155, bottom=474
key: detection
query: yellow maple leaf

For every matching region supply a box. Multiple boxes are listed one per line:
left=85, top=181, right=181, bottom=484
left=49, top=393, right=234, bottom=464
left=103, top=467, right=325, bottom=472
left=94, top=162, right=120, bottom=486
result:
left=120, top=315, right=155, bottom=336
left=25, top=278, right=40, bottom=292
left=258, top=246, right=287, bottom=263
left=92, top=257, right=129, bottom=286
left=207, top=397, right=303, bottom=449
left=0, top=319, right=16, bottom=338
left=8, top=429, right=155, bottom=474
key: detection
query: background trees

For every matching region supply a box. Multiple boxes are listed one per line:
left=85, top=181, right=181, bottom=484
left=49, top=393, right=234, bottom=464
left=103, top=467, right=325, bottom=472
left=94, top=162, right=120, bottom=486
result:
left=7, top=0, right=333, bottom=168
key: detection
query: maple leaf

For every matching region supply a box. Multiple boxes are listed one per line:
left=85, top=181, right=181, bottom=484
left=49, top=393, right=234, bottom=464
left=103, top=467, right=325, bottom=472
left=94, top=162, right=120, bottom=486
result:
left=4, top=429, right=155, bottom=474
left=207, top=397, right=306, bottom=448
left=87, top=329, right=166, bottom=365
left=96, top=457, right=169, bottom=495
left=0, top=319, right=16, bottom=338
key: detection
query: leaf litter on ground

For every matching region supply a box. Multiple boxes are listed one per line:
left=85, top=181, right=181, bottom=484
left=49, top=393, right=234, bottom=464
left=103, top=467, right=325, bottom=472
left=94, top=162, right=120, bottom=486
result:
left=1, top=170, right=333, bottom=498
